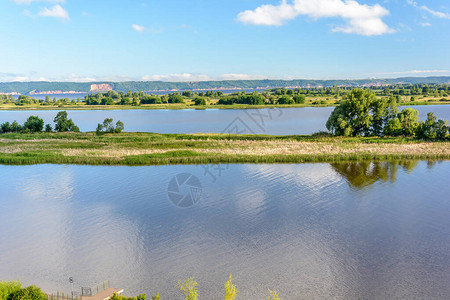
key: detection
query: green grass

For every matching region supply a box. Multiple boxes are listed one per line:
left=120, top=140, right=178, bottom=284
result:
left=0, top=132, right=448, bottom=166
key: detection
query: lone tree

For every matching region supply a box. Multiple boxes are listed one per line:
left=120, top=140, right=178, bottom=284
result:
left=53, top=111, right=80, bottom=132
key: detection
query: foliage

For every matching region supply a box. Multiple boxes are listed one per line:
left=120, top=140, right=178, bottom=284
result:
left=268, top=289, right=281, bottom=300
left=415, top=112, right=449, bottom=140
left=96, top=118, right=124, bottom=135
left=224, top=274, right=238, bottom=300
left=194, top=97, right=206, bottom=105
left=178, top=278, right=198, bottom=300
left=23, top=116, right=44, bottom=133
left=54, top=111, right=80, bottom=132
left=0, top=281, right=22, bottom=300
left=0, top=281, right=46, bottom=300
left=110, top=292, right=146, bottom=300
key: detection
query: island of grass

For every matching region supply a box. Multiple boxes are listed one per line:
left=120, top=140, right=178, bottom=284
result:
left=0, top=132, right=449, bottom=165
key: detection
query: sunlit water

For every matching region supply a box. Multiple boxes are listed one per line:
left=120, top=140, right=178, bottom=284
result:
left=1, top=105, right=449, bottom=134
left=1, top=161, right=449, bottom=299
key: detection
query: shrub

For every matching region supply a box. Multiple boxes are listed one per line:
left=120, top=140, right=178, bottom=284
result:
left=179, top=278, right=198, bottom=300
left=96, top=119, right=124, bottom=135
left=293, top=95, right=306, bottom=104
left=194, top=98, right=206, bottom=105
left=268, top=289, right=281, bottom=300
left=23, top=116, right=44, bottom=133
left=224, top=274, right=238, bottom=300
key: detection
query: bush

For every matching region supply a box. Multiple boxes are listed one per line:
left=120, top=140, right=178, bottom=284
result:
left=168, top=94, right=184, bottom=104
left=224, top=274, right=238, bottom=300
left=179, top=278, right=198, bottom=300
left=293, top=95, right=305, bottom=104
left=415, top=112, right=449, bottom=140
left=23, top=116, right=44, bottom=133
left=96, top=118, right=124, bottom=135
left=194, top=98, right=206, bottom=105
left=0, top=281, right=46, bottom=300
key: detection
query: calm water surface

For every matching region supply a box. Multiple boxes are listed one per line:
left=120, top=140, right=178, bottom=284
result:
left=1, top=105, right=449, bottom=134
left=1, top=161, right=449, bottom=299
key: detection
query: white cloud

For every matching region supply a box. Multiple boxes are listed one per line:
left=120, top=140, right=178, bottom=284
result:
left=237, top=0, right=299, bottom=26
left=142, top=73, right=213, bottom=82
left=419, top=22, right=431, bottom=27
left=220, top=74, right=269, bottom=80
left=406, top=0, right=450, bottom=19
left=237, top=0, right=394, bottom=36
left=132, top=24, right=163, bottom=34
left=374, top=70, right=449, bottom=75
left=12, top=0, right=65, bottom=4
left=132, top=24, right=146, bottom=32
left=38, top=5, right=69, bottom=20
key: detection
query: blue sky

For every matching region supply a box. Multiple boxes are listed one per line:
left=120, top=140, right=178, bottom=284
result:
left=0, top=0, right=449, bottom=82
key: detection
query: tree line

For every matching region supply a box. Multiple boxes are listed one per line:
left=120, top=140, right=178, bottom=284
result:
left=2, top=83, right=449, bottom=107
left=0, top=111, right=123, bottom=134
left=326, top=89, right=449, bottom=139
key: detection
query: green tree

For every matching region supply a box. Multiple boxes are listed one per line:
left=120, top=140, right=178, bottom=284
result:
left=54, top=111, right=80, bottom=132
left=293, top=94, right=306, bottom=104
left=384, top=117, right=402, bottom=136
left=23, top=116, right=44, bottom=133
left=0, top=122, right=12, bottom=133
left=326, top=89, right=375, bottom=136
left=11, top=121, right=22, bottom=133
left=115, top=120, right=124, bottom=133
left=194, top=98, right=206, bottom=105
left=397, top=108, right=419, bottom=136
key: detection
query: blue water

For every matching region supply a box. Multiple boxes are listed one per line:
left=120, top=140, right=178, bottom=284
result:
left=0, top=161, right=449, bottom=298
left=1, top=105, right=449, bottom=134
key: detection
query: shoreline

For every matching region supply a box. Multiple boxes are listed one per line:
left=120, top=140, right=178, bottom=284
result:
left=0, top=132, right=448, bottom=166
left=1, top=101, right=449, bottom=111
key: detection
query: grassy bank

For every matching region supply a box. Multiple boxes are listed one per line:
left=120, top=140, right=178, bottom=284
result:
left=0, top=132, right=449, bottom=166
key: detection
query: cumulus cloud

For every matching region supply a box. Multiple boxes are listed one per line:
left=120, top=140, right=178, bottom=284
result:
left=38, top=4, right=69, bottom=20
left=406, top=0, right=450, bottom=19
left=237, top=0, right=394, bottom=36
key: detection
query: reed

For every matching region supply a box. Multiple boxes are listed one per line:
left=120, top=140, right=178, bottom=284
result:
left=0, top=132, right=448, bottom=166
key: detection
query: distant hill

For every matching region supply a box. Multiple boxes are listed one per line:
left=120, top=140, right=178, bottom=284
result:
left=1, top=77, right=449, bottom=94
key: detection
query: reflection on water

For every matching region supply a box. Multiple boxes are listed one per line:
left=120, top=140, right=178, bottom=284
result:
left=330, top=160, right=421, bottom=189
left=0, top=162, right=450, bottom=299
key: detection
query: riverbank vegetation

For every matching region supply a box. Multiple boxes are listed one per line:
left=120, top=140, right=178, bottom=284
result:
left=0, top=281, right=46, bottom=300
left=1, top=83, right=449, bottom=110
left=0, top=132, right=448, bottom=166
left=0, top=111, right=80, bottom=134
left=326, top=89, right=449, bottom=139
left=1, top=276, right=280, bottom=300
